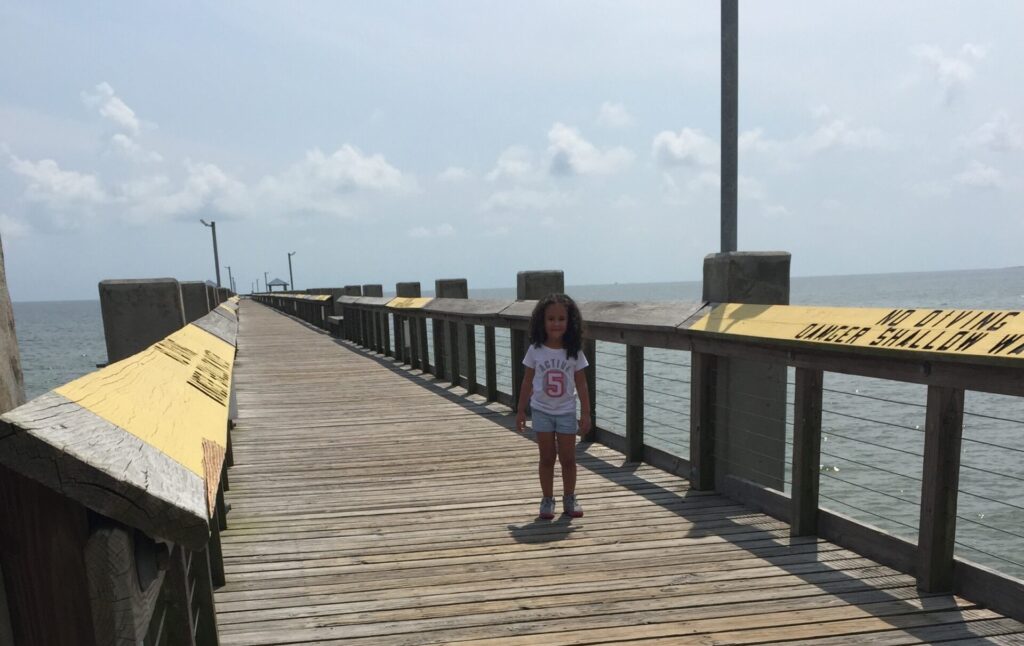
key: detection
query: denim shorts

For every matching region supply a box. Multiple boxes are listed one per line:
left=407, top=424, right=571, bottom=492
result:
left=532, top=409, right=577, bottom=435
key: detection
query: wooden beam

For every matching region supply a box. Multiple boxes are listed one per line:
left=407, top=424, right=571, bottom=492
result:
left=583, top=338, right=597, bottom=442
left=448, top=320, right=460, bottom=385
left=485, top=326, right=497, bottom=402
left=689, top=351, right=716, bottom=490
left=626, top=344, right=644, bottom=462
left=464, top=324, right=477, bottom=394
left=918, top=384, right=965, bottom=592
left=791, top=367, right=824, bottom=536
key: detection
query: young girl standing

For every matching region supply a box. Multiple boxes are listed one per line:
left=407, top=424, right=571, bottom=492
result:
left=516, top=293, right=591, bottom=519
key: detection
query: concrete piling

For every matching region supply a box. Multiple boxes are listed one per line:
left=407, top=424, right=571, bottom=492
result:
left=99, top=279, right=187, bottom=364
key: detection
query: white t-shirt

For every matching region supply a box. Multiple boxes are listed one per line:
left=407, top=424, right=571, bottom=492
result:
left=522, top=344, right=590, bottom=415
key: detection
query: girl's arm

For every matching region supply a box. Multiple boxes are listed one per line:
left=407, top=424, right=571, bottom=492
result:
left=516, top=367, right=535, bottom=433
left=575, top=369, right=591, bottom=436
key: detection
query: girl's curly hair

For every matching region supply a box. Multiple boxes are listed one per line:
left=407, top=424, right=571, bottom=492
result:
left=529, top=293, right=584, bottom=359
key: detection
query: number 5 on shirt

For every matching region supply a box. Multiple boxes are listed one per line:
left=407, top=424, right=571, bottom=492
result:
left=545, top=371, right=565, bottom=397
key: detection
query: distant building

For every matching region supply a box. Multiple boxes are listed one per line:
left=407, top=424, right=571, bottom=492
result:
left=267, top=278, right=289, bottom=292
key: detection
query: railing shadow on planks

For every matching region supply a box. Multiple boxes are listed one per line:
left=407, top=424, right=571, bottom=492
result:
left=253, top=289, right=1024, bottom=624
left=0, top=296, right=240, bottom=646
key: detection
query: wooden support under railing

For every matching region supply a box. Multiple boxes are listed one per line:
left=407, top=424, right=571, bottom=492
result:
left=918, top=384, right=965, bottom=592
left=791, top=367, right=824, bottom=536
left=689, top=351, right=716, bottom=491
left=485, top=326, right=498, bottom=401
left=625, top=344, right=644, bottom=462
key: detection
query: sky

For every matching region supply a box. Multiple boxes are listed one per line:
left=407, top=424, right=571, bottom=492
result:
left=1, top=1, right=1022, bottom=301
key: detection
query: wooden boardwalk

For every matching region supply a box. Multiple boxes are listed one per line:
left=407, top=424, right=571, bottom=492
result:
left=214, top=301, right=1024, bottom=645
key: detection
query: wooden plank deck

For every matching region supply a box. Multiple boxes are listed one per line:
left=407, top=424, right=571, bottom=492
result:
left=214, top=301, right=1024, bottom=645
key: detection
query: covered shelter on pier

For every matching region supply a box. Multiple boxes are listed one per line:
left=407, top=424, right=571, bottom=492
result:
left=266, top=277, right=289, bottom=292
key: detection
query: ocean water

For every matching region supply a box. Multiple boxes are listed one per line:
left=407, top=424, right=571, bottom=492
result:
left=11, top=267, right=1024, bottom=578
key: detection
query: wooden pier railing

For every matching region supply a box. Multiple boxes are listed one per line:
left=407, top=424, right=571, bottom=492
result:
left=0, top=294, right=239, bottom=645
left=253, top=290, right=1024, bottom=623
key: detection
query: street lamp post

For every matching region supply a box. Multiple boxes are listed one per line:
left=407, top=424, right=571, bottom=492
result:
left=200, top=220, right=221, bottom=287
left=264, top=271, right=269, bottom=293
left=224, top=265, right=234, bottom=294
left=287, top=251, right=296, bottom=291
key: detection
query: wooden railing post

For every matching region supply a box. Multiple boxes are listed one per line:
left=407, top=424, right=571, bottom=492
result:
left=511, top=329, right=526, bottom=411
left=918, top=384, right=965, bottom=592
left=689, top=351, right=716, bottom=490
left=393, top=314, right=405, bottom=363
left=791, top=367, right=824, bottom=536
left=191, top=549, right=219, bottom=645
left=409, top=316, right=421, bottom=369
left=159, top=545, right=195, bottom=645
left=381, top=311, right=391, bottom=356
left=485, top=326, right=498, bottom=401
left=583, top=338, right=597, bottom=441
left=418, top=318, right=430, bottom=372
left=626, top=344, right=644, bottom=462
left=448, top=319, right=460, bottom=385
left=465, top=324, right=478, bottom=394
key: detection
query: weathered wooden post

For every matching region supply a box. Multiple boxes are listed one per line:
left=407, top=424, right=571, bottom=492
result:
left=698, top=252, right=790, bottom=491
left=435, top=279, right=468, bottom=387
left=918, top=385, right=965, bottom=592
left=512, top=271, right=564, bottom=411
left=363, top=284, right=384, bottom=353
left=396, top=282, right=422, bottom=366
left=625, top=344, right=645, bottom=462
left=0, top=234, right=25, bottom=644
left=99, top=278, right=187, bottom=363
left=343, top=285, right=362, bottom=341
left=790, top=367, right=824, bottom=535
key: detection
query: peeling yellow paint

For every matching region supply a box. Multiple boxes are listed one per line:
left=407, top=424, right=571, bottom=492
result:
left=56, top=324, right=234, bottom=477
left=691, top=304, right=1024, bottom=359
left=387, top=297, right=433, bottom=309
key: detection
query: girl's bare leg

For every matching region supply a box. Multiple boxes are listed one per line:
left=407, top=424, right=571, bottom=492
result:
left=537, top=432, right=556, bottom=498
left=556, top=433, right=577, bottom=496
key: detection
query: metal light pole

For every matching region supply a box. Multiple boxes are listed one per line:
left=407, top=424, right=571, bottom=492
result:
left=200, top=220, right=221, bottom=287
left=721, top=0, right=738, bottom=253
left=264, top=271, right=269, bottom=293
left=287, top=251, right=296, bottom=291
left=224, top=265, right=234, bottom=294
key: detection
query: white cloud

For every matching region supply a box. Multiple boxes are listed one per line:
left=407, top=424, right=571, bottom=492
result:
left=81, top=82, right=140, bottom=135
left=961, top=112, right=1024, bottom=152
left=547, top=122, right=633, bottom=176
left=6, top=143, right=414, bottom=226
left=764, top=204, right=791, bottom=218
left=407, top=223, right=455, bottom=238
left=254, top=145, right=413, bottom=217
left=913, top=44, right=986, bottom=104
left=111, top=133, right=163, bottom=163
left=739, top=110, right=888, bottom=170
left=0, top=213, right=31, bottom=239
left=596, top=102, right=633, bottom=128
left=8, top=156, right=106, bottom=206
left=804, top=118, right=887, bottom=154
left=486, top=146, right=536, bottom=182
left=438, top=166, right=472, bottom=182
left=81, top=82, right=164, bottom=164
left=652, top=128, right=719, bottom=168
left=955, top=160, right=1003, bottom=189
left=479, top=187, right=570, bottom=212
